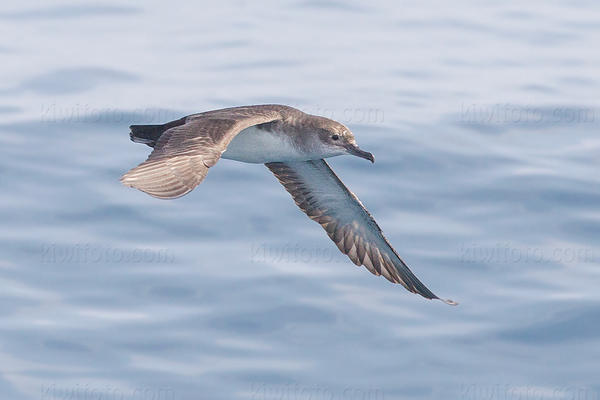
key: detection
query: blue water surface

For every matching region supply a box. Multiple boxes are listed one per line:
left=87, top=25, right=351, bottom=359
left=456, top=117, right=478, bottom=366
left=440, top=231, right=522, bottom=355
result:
left=1, top=1, right=599, bottom=399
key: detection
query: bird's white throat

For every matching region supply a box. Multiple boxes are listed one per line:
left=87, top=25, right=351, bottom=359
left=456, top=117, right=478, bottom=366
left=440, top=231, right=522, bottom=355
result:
left=221, top=125, right=343, bottom=163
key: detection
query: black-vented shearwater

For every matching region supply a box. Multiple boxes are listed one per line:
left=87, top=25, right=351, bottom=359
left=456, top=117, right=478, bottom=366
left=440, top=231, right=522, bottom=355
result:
left=121, top=104, right=456, bottom=305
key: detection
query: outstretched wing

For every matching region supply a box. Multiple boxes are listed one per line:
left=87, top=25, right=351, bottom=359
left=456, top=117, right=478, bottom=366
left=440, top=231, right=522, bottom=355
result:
left=266, top=160, right=456, bottom=304
left=121, top=105, right=293, bottom=199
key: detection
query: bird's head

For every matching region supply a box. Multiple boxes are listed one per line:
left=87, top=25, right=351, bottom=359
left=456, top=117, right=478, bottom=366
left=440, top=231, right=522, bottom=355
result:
left=310, top=117, right=374, bottom=163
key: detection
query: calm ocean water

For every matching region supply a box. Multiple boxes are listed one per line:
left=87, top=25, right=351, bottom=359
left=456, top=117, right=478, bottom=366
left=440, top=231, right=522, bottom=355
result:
left=1, top=1, right=599, bottom=399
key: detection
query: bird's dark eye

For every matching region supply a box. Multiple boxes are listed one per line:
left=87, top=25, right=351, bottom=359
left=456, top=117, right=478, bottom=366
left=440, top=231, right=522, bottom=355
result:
left=331, top=134, right=339, bottom=141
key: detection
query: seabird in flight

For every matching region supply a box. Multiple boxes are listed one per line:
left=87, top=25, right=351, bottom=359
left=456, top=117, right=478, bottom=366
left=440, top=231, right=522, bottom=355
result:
left=121, top=104, right=456, bottom=305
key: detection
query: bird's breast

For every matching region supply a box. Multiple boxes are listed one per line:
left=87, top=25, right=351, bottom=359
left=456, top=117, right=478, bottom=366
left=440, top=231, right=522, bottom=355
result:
left=222, top=126, right=318, bottom=163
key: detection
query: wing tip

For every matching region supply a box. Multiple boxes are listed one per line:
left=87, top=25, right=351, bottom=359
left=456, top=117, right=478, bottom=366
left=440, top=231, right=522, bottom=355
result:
left=119, top=173, right=130, bottom=185
left=120, top=171, right=137, bottom=188
left=119, top=170, right=191, bottom=200
left=437, top=297, right=459, bottom=306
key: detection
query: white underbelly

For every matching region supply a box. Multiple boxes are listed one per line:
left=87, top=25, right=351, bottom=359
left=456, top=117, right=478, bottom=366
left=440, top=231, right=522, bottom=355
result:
left=222, top=126, right=310, bottom=163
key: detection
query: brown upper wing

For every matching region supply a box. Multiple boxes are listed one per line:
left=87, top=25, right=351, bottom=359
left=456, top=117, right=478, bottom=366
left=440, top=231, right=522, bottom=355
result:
left=266, top=159, right=456, bottom=304
left=121, top=105, right=293, bottom=199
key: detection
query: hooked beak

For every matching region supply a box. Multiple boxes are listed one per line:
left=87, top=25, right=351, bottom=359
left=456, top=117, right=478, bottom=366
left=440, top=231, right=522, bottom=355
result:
left=345, top=144, right=375, bottom=163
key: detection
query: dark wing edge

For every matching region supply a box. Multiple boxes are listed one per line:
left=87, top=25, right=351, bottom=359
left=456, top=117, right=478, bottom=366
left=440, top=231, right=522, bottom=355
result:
left=265, top=160, right=457, bottom=305
left=121, top=106, right=288, bottom=199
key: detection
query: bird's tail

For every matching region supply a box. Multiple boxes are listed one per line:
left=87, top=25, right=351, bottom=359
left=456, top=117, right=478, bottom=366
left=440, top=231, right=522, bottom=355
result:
left=129, top=125, right=166, bottom=147
left=129, top=116, right=187, bottom=147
